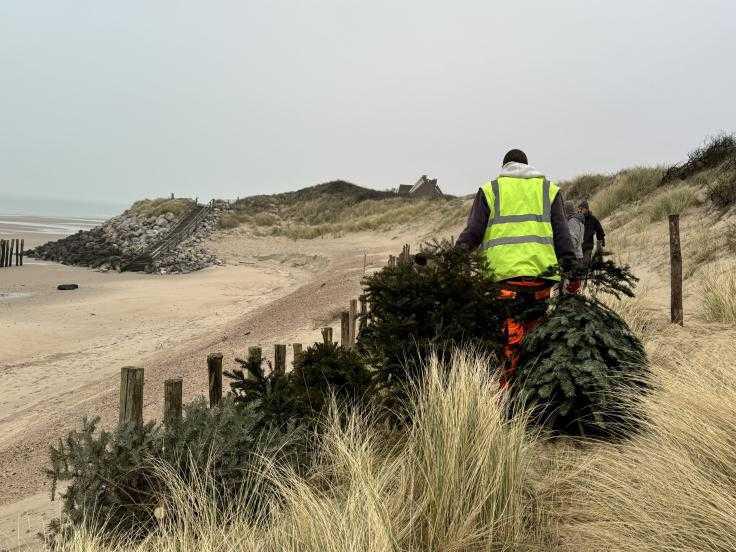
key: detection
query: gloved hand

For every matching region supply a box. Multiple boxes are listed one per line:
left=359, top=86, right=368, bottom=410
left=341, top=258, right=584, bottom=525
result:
left=565, top=279, right=581, bottom=294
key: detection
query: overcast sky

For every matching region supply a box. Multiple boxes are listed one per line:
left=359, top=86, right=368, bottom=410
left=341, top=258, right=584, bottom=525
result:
left=1, top=1, right=735, bottom=205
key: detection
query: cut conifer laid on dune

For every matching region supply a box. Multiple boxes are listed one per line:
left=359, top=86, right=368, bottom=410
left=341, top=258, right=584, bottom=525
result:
left=511, top=258, right=650, bottom=438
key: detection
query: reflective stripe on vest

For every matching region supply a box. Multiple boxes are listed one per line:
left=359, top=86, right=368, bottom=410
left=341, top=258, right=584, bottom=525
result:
left=480, top=176, right=560, bottom=281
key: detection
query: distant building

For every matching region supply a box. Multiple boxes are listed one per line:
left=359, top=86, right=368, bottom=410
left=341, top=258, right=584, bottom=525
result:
left=396, top=175, right=444, bottom=198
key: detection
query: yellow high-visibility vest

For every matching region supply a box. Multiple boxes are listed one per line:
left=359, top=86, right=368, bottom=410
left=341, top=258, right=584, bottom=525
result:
left=480, top=176, right=560, bottom=282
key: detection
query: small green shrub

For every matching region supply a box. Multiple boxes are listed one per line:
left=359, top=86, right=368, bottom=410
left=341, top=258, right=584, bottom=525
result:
left=218, top=213, right=240, bottom=229
left=129, top=198, right=194, bottom=218
left=252, top=212, right=280, bottom=226
left=663, top=134, right=736, bottom=184
left=646, top=187, right=699, bottom=222
left=706, top=158, right=736, bottom=209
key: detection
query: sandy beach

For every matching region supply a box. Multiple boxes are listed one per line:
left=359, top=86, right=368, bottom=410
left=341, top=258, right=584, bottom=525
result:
left=0, top=221, right=456, bottom=550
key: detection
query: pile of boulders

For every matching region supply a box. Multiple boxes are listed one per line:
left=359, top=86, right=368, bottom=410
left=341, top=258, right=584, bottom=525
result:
left=29, top=204, right=225, bottom=274
left=151, top=209, right=224, bottom=274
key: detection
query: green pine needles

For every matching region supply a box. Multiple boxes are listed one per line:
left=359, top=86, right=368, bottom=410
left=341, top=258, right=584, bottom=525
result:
left=226, top=341, right=372, bottom=430
left=512, top=255, right=649, bottom=437
left=359, top=240, right=504, bottom=396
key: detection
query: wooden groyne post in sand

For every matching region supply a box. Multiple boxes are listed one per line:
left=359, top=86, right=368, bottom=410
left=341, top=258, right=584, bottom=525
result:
left=0, top=238, right=24, bottom=268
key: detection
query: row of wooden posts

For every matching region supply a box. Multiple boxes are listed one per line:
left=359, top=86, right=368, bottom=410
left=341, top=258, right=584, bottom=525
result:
left=118, top=223, right=687, bottom=427
left=0, top=238, right=24, bottom=268
left=119, top=294, right=370, bottom=427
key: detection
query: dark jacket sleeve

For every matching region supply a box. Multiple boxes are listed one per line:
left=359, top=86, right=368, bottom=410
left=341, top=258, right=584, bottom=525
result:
left=550, top=193, right=577, bottom=271
left=594, top=217, right=606, bottom=245
left=455, top=189, right=489, bottom=251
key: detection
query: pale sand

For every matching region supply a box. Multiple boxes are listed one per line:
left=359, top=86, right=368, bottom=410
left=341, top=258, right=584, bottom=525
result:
left=0, top=223, right=459, bottom=550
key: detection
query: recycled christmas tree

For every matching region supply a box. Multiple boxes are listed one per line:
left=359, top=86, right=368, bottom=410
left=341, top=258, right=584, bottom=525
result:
left=358, top=241, right=504, bottom=396
left=226, top=341, right=372, bottom=429
left=511, top=256, right=649, bottom=437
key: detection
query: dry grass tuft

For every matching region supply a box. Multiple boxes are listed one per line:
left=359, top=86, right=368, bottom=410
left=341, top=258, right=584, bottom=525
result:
left=645, top=186, right=699, bottom=222
left=700, top=261, right=736, bottom=323
left=597, top=290, right=660, bottom=342
left=558, top=337, right=736, bottom=551
left=591, top=166, right=665, bottom=220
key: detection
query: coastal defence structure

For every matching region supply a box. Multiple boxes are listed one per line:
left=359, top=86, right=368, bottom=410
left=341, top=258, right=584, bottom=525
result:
left=120, top=200, right=215, bottom=272
left=0, top=238, right=24, bottom=268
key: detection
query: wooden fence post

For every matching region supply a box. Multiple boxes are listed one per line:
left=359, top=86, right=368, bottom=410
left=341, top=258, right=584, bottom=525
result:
left=341, top=311, right=350, bottom=348
left=349, top=299, right=358, bottom=345
left=8, top=240, right=14, bottom=267
left=207, top=353, right=223, bottom=407
left=163, top=378, right=183, bottom=426
left=293, top=343, right=303, bottom=364
left=321, top=327, right=333, bottom=344
left=0, top=240, right=4, bottom=267
left=119, top=367, right=144, bottom=427
left=274, top=344, right=287, bottom=376
left=19, top=239, right=23, bottom=266
left=359, top=295, right=368, bottom=331
left=669, top=214, right=684, bottom=326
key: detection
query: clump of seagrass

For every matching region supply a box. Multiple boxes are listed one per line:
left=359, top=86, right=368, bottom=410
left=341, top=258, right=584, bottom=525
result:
left=358, top=240, right=504, bottom=401
left=511, top=255, right=649, bottom=437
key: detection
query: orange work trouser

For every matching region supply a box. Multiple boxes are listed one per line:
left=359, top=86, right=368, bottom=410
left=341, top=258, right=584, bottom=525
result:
left=497, top=278, right=553, bottom=388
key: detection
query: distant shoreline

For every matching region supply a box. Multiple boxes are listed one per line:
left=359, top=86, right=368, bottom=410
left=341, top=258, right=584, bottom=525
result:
left=0, top=214, right=104, bottom=249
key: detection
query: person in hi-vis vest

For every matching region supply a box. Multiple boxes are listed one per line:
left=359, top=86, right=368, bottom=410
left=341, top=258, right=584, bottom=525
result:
left=456, top=149, right=579, bottom=387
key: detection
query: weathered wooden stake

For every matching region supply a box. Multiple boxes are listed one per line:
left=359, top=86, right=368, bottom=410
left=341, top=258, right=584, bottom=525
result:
left=0, top=240, right=5, bottom=267
left=349, top=299, right=358, bottom=345
left=341, top=311, right=350, bottom=348
left=274, top=344, right=287, bottom=376
left=163, top=378, right=183, bottom=425
left=669, top=214, right=683, bottom=326
left=8, top=240, right=14, bottom=267
left=207, top=353, right=223, bottom=407
left=245, top=346, right=262, bottom=381
left=19, top=239, right=23, bottom=266
left=363, top=252, right=367, bottom=274
left=293, top=343, right=303, bottom=364
left=248, top=346, right=262, bottom=362
left=321, top=327, right=333, bottom=344
left=359, top=294, right=368, bottom=331
left=119, top=366, right=144, bottom=427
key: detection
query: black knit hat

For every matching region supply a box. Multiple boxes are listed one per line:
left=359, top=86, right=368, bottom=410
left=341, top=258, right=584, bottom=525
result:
left=502, top=149, right=528, bottom=165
